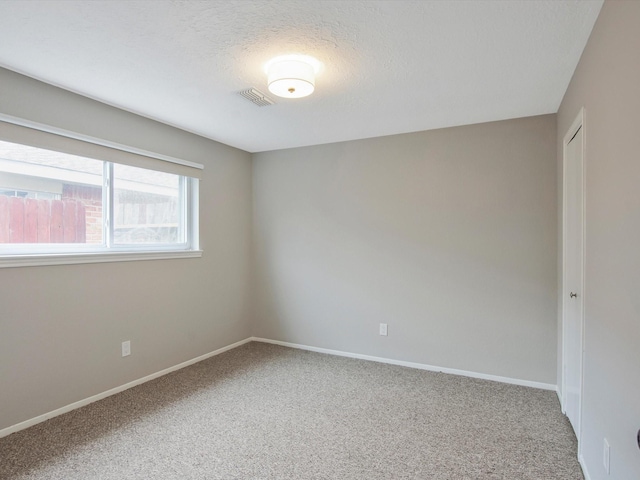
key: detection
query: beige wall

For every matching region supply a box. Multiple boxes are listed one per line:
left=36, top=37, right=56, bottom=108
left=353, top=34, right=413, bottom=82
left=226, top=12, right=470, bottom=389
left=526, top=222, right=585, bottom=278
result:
left=557, top=1, right=640, bottom=478
left=0, top=68, right=253, bottom=431
left=253, top=114, right=557, bottom=384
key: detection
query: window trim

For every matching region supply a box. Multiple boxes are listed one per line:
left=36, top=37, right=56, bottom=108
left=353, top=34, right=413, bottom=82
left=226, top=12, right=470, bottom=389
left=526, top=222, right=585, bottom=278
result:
left=0, top=116, right=203, bottom=267
left=0, top=113, right=204, bottom=172
left=0, top=249, right=203, bottom=269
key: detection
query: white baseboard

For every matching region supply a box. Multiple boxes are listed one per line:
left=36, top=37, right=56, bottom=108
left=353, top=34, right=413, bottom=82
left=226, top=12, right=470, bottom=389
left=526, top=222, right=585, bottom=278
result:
left=556, top=388, right=564, bottom=410
left=251, top=337, right=557, bottom=391
left=579, top=454, right=592, bottom=480
left=0, top=337, right=253, bottom=439
left=2, top=336, right=558, bottom=439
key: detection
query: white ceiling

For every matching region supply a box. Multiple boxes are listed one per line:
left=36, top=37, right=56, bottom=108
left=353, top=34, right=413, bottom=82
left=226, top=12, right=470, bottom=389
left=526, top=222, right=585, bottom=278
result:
left=0, top=0, right=603, bottom=153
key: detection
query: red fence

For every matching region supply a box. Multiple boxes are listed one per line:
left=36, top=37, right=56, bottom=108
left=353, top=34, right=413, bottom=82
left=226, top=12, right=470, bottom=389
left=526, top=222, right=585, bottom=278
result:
left=0, top=196, right=86, bottom=243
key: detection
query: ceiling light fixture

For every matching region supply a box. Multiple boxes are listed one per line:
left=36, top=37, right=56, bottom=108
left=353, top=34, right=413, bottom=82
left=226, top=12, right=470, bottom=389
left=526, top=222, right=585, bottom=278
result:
left=265, top=55, right=321, bottom=99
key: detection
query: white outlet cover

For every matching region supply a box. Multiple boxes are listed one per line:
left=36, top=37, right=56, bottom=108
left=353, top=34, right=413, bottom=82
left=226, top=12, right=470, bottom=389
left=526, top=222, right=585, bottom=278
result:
left=122, top=340, right=131, bottom=357
left=379, top=323, right=388, bottom=336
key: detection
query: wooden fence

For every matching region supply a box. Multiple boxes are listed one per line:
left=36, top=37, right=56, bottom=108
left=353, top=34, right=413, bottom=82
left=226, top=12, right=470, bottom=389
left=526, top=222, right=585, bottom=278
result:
left=0, top=196, right=86, bottom=243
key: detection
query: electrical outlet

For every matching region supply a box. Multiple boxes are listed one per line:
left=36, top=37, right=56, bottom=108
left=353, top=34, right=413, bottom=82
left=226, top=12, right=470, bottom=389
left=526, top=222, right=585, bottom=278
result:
left=603, top=438, right=610, bottom=474
left=122, top=340, right=131, bottom=357
left=379, top=323, right=388, bottom=336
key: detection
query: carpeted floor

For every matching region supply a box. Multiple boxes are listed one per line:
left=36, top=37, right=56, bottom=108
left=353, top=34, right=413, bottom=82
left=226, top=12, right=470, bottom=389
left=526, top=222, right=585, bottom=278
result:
left=0, top=342, right=583, bottom=479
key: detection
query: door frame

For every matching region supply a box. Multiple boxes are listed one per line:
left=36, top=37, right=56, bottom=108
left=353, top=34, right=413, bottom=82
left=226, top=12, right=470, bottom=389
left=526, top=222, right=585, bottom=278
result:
left=561, top=107, right=586, bottom=447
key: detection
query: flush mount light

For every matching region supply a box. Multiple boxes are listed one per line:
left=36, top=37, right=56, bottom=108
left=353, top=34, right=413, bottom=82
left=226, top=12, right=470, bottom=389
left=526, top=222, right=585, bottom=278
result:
left=265, top=55, right=321, bottom=99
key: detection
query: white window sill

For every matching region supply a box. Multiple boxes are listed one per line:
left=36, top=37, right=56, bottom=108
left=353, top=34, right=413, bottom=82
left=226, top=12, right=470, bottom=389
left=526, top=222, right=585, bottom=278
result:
left=0, top=250, right=203, bottom=268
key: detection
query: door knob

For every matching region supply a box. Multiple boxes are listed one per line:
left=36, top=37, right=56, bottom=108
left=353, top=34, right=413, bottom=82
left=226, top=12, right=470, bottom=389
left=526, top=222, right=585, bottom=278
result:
left=570, top=292, right=577, bottom=298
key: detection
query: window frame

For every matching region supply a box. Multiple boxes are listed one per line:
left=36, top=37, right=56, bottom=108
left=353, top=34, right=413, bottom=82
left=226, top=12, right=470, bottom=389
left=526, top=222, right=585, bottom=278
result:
left=0, top=118, right=202, bottom=268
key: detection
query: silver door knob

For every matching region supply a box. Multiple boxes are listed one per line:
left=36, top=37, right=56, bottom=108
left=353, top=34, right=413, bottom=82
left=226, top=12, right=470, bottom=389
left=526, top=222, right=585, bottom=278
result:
left=570, top=292, right=577, bottom=298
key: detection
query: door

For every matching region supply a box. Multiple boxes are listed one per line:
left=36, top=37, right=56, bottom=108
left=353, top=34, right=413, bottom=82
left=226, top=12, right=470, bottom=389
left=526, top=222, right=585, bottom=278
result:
left=562, top=115, right=585, bottom=439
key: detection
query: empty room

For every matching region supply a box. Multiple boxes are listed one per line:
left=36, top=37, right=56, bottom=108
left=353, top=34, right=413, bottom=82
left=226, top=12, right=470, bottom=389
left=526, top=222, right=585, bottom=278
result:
left=0, top=1, right=638, bottom=479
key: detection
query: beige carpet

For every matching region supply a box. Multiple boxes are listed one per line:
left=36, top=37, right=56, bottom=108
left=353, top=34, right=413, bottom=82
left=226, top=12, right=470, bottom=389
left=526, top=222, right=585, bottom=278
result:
left=0, top=342, right=583, bottom=479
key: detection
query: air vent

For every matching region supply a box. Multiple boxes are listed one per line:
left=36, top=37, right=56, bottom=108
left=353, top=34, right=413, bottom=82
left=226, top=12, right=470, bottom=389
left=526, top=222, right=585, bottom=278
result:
left=238, top=88, right=275, bottom=107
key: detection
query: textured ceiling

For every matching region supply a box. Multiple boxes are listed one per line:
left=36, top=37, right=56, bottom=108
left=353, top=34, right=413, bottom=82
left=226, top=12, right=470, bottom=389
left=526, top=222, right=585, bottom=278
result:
left=0, top=0, right=603, bottom=153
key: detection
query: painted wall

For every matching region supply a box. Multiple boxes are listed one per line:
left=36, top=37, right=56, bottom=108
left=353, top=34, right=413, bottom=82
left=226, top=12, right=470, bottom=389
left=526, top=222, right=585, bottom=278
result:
left=253, top=114, right=557, bottom=385
left=0, top=68, right=253, bottom=431
left=557, top=1, right=640, bottom=478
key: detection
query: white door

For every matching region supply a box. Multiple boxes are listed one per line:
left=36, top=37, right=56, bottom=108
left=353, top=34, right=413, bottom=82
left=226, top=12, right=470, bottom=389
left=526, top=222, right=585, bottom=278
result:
left=563, top=119, right=584, bottom=438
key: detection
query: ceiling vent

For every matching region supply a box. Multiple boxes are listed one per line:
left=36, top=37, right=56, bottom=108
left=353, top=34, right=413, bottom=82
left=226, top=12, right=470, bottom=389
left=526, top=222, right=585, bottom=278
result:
left=238, top=88, right=275, bottom=107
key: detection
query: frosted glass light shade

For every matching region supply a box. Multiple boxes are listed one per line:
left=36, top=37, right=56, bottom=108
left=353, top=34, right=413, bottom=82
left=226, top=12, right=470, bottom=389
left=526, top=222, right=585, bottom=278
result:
left=267, top=59, right=315, bottom=98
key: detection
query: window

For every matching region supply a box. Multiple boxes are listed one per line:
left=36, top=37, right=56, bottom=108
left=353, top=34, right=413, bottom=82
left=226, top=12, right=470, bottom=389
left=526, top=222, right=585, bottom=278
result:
left=112, top=164, right=184, bottom=245
left=0, top=121, right=201, bottom=267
